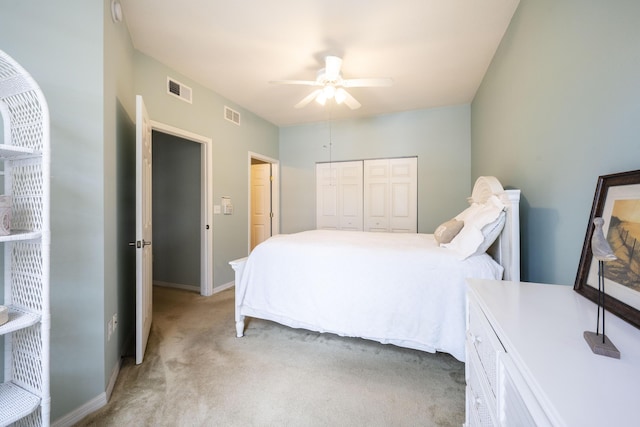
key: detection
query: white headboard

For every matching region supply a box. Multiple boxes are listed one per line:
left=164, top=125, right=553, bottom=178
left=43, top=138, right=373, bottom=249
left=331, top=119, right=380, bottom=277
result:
left=470, top=176, right=521, bottom=281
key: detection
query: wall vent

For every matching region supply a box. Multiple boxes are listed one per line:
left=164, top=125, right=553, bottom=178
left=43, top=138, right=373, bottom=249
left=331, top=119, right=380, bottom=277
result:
left=167, top=77, right=192, bottom=104
left=224, top=106, right=241, bottom=125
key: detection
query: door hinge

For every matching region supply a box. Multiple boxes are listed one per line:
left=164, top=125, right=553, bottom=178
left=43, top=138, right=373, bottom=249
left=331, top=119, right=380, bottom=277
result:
left=270, top=175, right=274, bottom=182
left=270, top=212, right=274, bottom=218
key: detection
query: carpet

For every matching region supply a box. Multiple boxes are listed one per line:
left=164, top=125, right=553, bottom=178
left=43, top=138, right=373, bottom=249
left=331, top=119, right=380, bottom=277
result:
left=75, top=286, right=465, bottom=426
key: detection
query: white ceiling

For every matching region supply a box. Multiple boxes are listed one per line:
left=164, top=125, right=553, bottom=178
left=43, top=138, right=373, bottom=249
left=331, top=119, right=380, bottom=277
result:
left=120, top=0, right=519, bottom=127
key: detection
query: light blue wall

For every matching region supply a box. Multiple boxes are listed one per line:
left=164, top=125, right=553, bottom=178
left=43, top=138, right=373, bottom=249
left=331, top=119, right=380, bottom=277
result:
left=279, top=105, right=471, bottom=234
left=105, top=0, right=137, bottom=400
left=133, top=53, right=280, bottom=287
left=0, top=0, right=112, bottom=420
left=472, top=0, right=640, bottom=285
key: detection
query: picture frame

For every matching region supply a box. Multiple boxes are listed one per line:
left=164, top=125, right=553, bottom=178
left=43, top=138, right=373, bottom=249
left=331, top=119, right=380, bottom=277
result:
left=575, top=169, right=640, bottom=330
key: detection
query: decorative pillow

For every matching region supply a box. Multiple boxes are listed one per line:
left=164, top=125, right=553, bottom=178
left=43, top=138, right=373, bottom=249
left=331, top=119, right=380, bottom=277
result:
left=474, top=211, right=506, bottom=255
left=434, top=219, right=464, bottom=244
left=443, top=195, right=506, bottom=259
left=453, top=203, right=483, bottom=222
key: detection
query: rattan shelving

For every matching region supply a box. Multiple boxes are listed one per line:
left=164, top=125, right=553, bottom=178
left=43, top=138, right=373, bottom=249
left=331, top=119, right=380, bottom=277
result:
left=0, top=49, right=51, bottom=426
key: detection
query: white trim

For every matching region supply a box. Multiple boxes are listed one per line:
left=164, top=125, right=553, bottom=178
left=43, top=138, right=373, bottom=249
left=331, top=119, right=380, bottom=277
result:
left=105, top=359, right=121, bottom=402
left=154, top=280, right=200, bottom=293
left=247, top=152, right=280, bottom=254
left=150, top=120, right=214, bottom=296
left=53, top=331, right=121, bottom=426
left=213, top=280, right=235, bottom=294
left=52, top=393, right=107, bottom=427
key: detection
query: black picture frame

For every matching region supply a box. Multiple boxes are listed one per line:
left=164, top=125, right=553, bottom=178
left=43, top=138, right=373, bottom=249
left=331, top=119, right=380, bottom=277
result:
left=575, top=169, right=640, bottom=330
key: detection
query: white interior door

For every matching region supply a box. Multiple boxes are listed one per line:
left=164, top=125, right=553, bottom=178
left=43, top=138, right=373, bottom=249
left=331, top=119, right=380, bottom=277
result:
left=135, top=95, right=153, bottom=364
left=250, top=162, right=271, bottom=251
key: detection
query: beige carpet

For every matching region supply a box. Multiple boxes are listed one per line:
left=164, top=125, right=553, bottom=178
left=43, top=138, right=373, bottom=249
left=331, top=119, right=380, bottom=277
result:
left=75, top=286, right=465, bottom=426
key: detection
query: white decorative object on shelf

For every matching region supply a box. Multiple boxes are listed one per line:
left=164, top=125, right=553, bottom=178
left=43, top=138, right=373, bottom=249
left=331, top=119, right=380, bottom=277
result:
left=0, top=195, right=12, bottom=235
left=0, top=305, right=8, bottom=325
left=0, top=49, right=51, bottom=426
left=584, top=217, right=620, bottom=358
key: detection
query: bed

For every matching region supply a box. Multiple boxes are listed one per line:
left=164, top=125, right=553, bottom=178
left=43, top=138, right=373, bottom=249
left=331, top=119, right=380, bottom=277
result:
left=230, top=176, right=520, bottom=362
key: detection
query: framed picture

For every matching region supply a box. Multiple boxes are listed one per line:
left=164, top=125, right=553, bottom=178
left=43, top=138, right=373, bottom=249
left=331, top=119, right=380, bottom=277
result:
left=575, top=169, right=640, bottom=329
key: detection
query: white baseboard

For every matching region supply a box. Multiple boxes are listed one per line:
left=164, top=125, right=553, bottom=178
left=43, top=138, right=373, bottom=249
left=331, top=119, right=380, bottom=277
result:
left=106, top=358, right=121, bottom=401
left=213, top=280, right=234, bottom=294
left=52, top=359, right=121, bottom=427
left=154, top=279, right=234, bottom=295
left=153, top=280, right=199, bottom=293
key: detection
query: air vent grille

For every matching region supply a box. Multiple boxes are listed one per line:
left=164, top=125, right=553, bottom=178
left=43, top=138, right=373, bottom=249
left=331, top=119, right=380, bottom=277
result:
left=224, top=106, right=241, bottom=125
left=167, top=77, right=192, bottom=104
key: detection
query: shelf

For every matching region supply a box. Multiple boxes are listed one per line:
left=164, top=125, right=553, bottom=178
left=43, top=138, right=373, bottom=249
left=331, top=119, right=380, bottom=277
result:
left=1, top=48, right=50, bottom=427
left=0, top=382, right=40, bottom=425
left=0, top=307, right=40, bottom=335
left=0, top=230, right=41, bottom=243
left=0, top=144, right=38, bottom=160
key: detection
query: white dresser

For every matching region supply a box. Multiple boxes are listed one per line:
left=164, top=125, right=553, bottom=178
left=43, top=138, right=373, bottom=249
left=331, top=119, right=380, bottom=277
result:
left=466, top=279, right=640, bottom=427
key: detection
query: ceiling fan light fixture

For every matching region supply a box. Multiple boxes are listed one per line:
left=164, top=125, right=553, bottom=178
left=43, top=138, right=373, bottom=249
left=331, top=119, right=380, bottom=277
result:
left=275, top=55, right=391, bottom=110
left=315, top=92, right=327, bottom=105
left=334, top=88, right=347, bottom=104
left=322, top=85, right=336, bottom=99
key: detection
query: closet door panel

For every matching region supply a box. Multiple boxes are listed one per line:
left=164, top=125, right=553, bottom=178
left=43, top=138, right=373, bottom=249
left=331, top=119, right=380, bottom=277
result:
left=316, top=163, right=339, bottom=229
left=364, top=157, right=417, bottom=233
left=364, top=159, right=389, bottom=232
left=338, top=161, right=363, bottom=230
left=316, top=161, right=363, bottom=230
left=388, top=157, right=417, bottom=233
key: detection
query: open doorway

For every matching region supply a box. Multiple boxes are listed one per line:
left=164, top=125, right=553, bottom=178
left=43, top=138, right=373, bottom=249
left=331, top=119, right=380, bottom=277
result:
left=248, top=152, right=279, bottom=252
left=151, top=121, right=213, bottom=296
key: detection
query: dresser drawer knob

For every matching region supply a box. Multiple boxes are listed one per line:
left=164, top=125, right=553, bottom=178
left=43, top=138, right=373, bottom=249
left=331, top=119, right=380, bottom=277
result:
left=474, top=394, right=483, bottom=409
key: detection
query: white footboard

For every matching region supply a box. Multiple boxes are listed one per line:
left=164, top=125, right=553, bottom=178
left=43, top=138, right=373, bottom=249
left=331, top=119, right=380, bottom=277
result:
left=229, top=257, right=247, bottom=338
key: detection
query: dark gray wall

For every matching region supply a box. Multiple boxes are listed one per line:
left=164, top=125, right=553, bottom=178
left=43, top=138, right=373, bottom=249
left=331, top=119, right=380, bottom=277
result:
left=152, top=131, right=201, bottom=287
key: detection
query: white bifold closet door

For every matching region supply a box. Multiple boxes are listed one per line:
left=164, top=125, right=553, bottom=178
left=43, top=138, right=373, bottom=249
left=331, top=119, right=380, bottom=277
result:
left=316, top=161, right=363, bottom=230
left=316, top=157, right=417, bottom=233
left=364, top=157, right=417, bottom=233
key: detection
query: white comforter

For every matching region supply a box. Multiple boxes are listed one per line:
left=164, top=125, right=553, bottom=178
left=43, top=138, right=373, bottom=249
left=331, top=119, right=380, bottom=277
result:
left=236, top=230, right=503, bottom=362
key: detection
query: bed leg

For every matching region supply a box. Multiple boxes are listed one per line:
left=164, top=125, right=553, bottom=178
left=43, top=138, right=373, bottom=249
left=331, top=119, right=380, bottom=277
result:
left=230, top=257, right=248, bottom=338
left=236, top=317, right=245, bottom=338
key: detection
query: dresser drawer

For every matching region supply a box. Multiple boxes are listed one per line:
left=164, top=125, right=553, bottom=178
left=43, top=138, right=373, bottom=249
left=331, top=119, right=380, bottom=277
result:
left=466, top=349, right=497, bottom=427
left=498, top=353, right=552, bottom=427
left=467, top=299, right=505, bottom=396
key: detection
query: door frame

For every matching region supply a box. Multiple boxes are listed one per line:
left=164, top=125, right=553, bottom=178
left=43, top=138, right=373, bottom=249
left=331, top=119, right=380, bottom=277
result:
left=151, top=120, right=214, bottom=296
left=248, top=152, right=279, bottom=253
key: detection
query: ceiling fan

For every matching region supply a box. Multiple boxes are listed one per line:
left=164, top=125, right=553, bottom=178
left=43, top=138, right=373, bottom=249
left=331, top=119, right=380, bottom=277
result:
left=271, top=55, right=393, bottom=110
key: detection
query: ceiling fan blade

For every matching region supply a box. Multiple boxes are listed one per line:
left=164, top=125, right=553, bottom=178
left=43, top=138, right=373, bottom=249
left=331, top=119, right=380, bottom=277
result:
left=269, top=79, right=320, bottom=86
left=339, top=89, right=361, bottom=110
left=342, top=78, right=394, bottom=88
left=294, top=89, right=322, bottom=109
left=324, top=56, right=343, bottom=81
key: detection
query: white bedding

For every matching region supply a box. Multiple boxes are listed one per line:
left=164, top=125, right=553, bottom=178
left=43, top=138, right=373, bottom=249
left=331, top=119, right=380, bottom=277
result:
left=236, top=229, right=504, bottom=362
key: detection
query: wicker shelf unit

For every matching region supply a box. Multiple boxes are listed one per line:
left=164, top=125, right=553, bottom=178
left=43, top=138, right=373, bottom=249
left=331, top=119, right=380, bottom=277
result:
left=0, top=49, right=51, bottom=427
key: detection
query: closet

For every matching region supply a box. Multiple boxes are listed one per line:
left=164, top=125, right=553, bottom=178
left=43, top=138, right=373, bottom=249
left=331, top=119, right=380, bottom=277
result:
left=0, top=50, right=51, bottom=426
left=316, top=161, right=363, bottom=231
left=316, top=157, right=417, bottom=233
